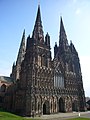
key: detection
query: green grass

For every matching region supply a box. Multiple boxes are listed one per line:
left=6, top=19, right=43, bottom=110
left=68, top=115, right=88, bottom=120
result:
left=0, top=111, right=33, bottom=120
left=0, top=110, right=90, bottom=120
left=68, top=118, right=90, bottom=120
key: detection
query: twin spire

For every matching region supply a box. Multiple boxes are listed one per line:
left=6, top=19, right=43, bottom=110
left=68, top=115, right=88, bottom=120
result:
left=32, top=5, right=67, bottom=44
left=32, top=5, right=77, bottom=55
left=32, top=5, right=44, bottom=42
left=32, top=5, right=67, bottom=45
left=60, top=17, right=67, bottom=39
left=59, top=17, right=68, bottom=46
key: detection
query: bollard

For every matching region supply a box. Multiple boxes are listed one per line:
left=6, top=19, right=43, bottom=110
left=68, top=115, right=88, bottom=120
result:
left=79, top=112, right=80, bottom=117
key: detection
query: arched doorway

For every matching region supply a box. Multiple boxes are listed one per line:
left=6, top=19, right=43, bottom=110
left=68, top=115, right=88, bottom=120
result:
left=0, top=96, right=3, bottom=103
left=43, top=103, right=46, bottom=114
left=72, top=101, right=78, bottom=111
left=59, top=98, right=64, bottom=112
left=43, top=101, right=50, bottom=115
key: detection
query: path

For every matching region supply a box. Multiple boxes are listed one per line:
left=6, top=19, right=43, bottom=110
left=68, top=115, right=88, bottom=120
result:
left=31, top=111, right=90, bottom=120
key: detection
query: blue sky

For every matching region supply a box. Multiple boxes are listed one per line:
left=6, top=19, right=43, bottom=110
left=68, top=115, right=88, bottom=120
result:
left=0, top=0, right=90, bottom=96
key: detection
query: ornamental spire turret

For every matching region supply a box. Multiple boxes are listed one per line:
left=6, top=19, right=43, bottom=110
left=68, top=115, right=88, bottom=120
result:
left=45, top=32, right=50, bottom=48
left=32, top=5, right=44, bottom=42
left=70, top=41, right=78, bottom=56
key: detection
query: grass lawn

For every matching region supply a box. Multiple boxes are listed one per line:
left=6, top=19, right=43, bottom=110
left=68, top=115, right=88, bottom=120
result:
left=0, top=110, right=90, bottom=120
left=0, top=111, right=34, bottom=120
left=68, top=118, right=90, bottom=120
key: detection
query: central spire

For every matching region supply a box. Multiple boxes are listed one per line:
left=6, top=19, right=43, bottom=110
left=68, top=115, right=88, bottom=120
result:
left=32, top=5, right=44, bottom=42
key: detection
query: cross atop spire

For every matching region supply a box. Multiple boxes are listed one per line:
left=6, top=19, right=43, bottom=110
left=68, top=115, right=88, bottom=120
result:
left=32, top=5, right=44, bottom=42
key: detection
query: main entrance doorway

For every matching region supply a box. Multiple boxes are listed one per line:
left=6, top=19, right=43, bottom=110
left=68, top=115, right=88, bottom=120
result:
left=43, top=101, right=50, bottom=115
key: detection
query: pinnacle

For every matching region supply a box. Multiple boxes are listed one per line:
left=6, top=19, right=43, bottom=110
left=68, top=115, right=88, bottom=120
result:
left=59, top=17, right=68, bottom=45
left=16, top=30, right=26, bottom=65
left=32, top=5, right=44, bottom=41
left=60, top=16, right=66, bottom=38
left=35, top=5, right=41, bottom=23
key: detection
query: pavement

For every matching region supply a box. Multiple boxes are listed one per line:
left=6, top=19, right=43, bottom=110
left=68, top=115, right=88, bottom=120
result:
left=29, top=111, right=90, bottom=120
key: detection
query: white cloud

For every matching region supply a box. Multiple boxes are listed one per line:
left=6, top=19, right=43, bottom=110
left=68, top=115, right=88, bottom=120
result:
left=73, top=0, right=77, bottom=3
left=75, top=8, right=81, bottom=15
left=80, top=56, right=90, bottom=97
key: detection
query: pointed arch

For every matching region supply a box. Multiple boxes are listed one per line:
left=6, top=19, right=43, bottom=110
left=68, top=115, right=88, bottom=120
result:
left=72, top=100, right=78, bottom=111
left=43, top=100, right=50, bottom=114
left=59, top=98, right=65, bottom=112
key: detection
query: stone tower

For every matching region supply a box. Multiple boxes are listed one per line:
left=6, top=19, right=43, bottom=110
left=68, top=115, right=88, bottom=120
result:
left=13, top=5, right=53, bottom=116
left=54, top=17, right=86, bottom=112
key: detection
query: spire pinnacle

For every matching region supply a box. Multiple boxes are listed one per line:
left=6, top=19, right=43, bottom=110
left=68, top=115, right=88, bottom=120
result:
left=60, top=16, right=65, bottom=32
left=32, top=5, right=44, bottom=42
left=20, top=29, right=25, bottom=48
left=59, top=16, right=68, bottom=46
left=70, top=41, right=78, bottom=55
left=59, top=17, right=67, bottom=39
left=38, top=0, right=40, bottom=6
left=22, top=29, right=25, bottom=41
left=16, top=29, right=26, bottom=65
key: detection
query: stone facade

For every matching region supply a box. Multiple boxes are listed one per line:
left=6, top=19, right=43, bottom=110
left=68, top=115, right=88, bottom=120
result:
left=2, top=5, right=86, bottom=116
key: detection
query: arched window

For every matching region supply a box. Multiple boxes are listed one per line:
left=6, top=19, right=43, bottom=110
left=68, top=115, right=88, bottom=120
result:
left=41, top=54, right=45, bottom=66
left=38, top=55, right=41, bottom=66
left=1, top=84, right=6, bottom=92
left=54, top=72, right=64, bottom=88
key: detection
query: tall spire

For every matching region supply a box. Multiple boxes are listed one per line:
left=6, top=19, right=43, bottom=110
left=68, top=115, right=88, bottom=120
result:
left=32, top=5, right=44, bottom=42
left=59, top=17, right=68, bottom=46
left=16, top=29, right=26, bottom=65
left=59, top=17, right=69, bottom=54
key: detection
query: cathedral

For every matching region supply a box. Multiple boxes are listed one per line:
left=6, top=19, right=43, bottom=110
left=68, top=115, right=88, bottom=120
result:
left=0, top=5, right=86, bottom=116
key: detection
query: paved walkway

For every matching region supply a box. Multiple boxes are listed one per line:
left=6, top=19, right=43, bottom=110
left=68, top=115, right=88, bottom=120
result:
left=30, top=111, right=90, bottom=120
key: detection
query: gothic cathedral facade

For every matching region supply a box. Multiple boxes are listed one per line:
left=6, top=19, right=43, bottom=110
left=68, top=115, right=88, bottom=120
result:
left=8, top=5, right=86, bottom=116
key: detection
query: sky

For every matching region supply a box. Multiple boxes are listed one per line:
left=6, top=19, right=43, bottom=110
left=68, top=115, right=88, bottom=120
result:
left=0, top=0, right=90, bottom=97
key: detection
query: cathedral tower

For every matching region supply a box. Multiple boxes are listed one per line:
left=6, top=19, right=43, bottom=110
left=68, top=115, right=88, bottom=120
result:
left=17, top=5, right=53, bottom=116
